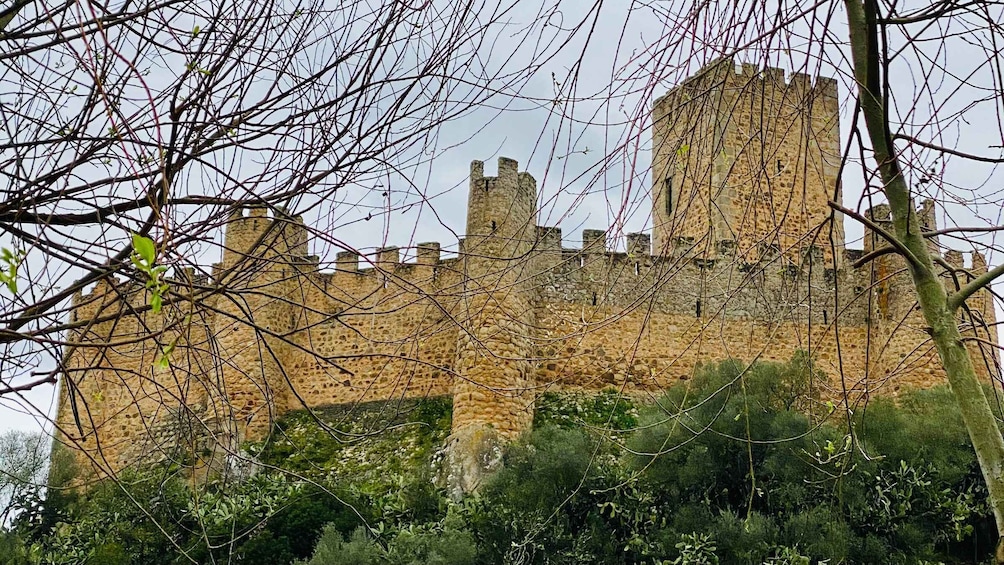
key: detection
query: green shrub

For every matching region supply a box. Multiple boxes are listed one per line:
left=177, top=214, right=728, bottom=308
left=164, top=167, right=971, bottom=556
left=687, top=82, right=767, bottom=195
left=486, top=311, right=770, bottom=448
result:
left=16, top=358, right=998, bottom=565
left=671, top=532, right=718, bottom=564
left=534, top=389, right=639, bottom=431
left=0, top=530, right=30, bottom=565
left=619, top=356, right=992, bottom=564
left=298, top=518, right=477, bottom=565
left=781, top=505, right=854, bottom=563
left=299, top=526, right=383, bottom=565
left=468, top=426, right=596, bottom=564
left=257, top=484, right=366, bottom=562
left=707, top=511, right=778, bottom=564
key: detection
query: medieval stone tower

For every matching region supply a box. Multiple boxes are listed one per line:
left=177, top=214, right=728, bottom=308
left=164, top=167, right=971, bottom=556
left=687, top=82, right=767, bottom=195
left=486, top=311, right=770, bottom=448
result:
left=56, top=59, right=999, bottom=488
left=652, top=59, right=844, bottom=264
left=446, top=159, right=539, bottom=493
left=453, top=158, right=538, bottom=439
left=211, top=208, right=308, bottom=440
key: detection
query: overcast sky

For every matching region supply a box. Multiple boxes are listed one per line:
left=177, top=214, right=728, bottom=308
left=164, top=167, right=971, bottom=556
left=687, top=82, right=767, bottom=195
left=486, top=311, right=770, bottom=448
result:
left=3, top=0, right=1002, bottom=437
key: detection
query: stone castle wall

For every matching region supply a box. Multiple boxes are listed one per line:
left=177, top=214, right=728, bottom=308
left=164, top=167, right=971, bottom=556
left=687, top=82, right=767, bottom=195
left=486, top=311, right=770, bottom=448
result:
left=56, top=186, right=999, bottom=477
left=55, top=60, right=1001, bottom=480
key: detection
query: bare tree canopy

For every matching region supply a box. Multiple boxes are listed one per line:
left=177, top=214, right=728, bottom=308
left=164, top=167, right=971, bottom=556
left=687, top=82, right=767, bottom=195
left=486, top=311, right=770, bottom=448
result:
left=0, top=431, right=46, bottom=524
left=0, top=0, right=574, bottom=401
left=4, top=0, right=1004, bottom=562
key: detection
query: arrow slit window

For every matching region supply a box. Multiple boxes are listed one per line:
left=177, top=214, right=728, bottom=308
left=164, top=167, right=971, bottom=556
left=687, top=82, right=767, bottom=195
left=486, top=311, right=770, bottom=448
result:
left=664, top=177, right=674, bottom=216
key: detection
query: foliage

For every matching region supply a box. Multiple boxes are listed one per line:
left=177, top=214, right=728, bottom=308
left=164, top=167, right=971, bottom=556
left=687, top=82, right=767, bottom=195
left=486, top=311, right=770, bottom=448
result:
left=0, top=530, right=31, bottom=565
left=7, top=358, right=998, bottom=564
left=467, top=426, right=620, bottom=564
left=254, top=397, right=452, bottom=529
left=129, top=233, right=169, bottom=315
left=671, top=533, right=718, bottom=565
left=8, top=465, right=365, bottom=565
left=301, top=526, right=384, bottom=565
left=257, top=399, right=450, bottom=484
left=465, top=356, right=993, bottom=564
left=298, top=515, right=477, bottom=565
left=534, top=388, right=639, bottom=432
left=19, top=469, right=192, bottom=565
left=0, top=431, right=48, bottom=524
left=0, top=247, right=22, bottom=294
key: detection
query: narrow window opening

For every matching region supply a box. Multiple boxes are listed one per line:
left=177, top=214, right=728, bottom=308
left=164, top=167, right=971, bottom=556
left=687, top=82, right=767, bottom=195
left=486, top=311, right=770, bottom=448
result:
left=579, top=255, right=585, bottom=268
left=591, top=292, right=597, bottom=306
left=696, top=300, right=702, bottom=318
left=483, top=178, right=489, bottom=192
left=664, top=177, right=674, bottom=216
left=490, top=220, right=497, bottom=231
left=634, top=262, right=640, bottom=275
left=823, top=310, right=828, bottom=324
left=776, top=159, right=783, bottom=173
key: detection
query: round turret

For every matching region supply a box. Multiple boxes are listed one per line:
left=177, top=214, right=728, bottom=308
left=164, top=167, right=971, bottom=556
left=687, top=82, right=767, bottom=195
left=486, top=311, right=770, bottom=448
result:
left=448, top=157, right=539, bottom=496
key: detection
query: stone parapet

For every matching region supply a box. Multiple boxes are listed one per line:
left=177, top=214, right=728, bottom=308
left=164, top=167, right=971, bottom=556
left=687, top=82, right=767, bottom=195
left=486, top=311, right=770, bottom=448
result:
left=55, top=63, right=1000, bottom=489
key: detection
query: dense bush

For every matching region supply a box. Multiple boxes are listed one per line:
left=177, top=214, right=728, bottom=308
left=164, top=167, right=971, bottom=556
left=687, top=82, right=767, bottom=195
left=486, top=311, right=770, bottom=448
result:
left=1, top=399, right=447, bottom=565
left=2, top=359, right=998, bottom=564
left=464, top=358, right=994, bottom=564
left=298, top=514, right=477, bottom=565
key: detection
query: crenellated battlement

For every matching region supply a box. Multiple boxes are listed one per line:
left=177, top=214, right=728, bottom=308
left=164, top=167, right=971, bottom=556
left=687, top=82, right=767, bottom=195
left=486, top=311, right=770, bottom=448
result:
left=651, top=58, right=843, bottom=263
left=57, top=64, right=1000, bottom=487
left=67, top=197, right=992, bottom=343
left=195, top=192, right=990, bottom=343
left=68, top=200, right=993, bottom=339
left=655, top=57, right=839, bottom=110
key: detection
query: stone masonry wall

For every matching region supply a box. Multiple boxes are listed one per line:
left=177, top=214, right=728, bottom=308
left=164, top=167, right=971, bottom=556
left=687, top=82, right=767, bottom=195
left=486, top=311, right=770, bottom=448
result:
left=56, top=61, right=1001, bottom=480
left=652, top=59, right=844, bottom=265
left=57, top=278, right=217, bottom=474
left=58, top=190, right=999, bottom=478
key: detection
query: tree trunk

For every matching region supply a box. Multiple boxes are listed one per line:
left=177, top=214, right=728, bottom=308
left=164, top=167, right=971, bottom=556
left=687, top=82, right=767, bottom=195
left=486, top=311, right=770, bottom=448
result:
left=844, top=0, right=1004, bottom=559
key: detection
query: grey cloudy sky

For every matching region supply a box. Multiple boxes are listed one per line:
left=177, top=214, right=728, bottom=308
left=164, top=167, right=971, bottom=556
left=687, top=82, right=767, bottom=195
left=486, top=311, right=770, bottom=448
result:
left=2, top=0, right=1002, bottom=435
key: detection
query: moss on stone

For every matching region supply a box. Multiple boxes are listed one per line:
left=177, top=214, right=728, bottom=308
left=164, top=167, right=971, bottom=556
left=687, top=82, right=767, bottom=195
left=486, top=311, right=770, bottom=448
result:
left=252, top=396, right=452, bottom=501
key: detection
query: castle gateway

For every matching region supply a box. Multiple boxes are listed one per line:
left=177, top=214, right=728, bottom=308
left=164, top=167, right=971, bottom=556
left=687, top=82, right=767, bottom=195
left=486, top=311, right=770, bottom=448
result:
left=57, top=60, right=999, bottom=481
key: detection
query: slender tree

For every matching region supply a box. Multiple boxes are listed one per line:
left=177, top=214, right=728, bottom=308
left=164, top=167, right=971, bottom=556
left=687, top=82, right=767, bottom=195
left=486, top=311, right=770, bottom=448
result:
left=842, top=0, right=1004, bottom=559
left=0, top=431, right=46, bottom=524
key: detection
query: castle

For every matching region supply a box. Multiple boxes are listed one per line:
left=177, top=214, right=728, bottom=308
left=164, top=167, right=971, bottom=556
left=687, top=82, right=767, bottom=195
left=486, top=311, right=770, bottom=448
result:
left=56, top=59, right=1000, bottom=485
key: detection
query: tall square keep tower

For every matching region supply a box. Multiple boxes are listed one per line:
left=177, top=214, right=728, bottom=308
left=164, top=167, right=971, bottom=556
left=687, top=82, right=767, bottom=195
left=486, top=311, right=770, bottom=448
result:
left=651, top=59, right=844, bottom=264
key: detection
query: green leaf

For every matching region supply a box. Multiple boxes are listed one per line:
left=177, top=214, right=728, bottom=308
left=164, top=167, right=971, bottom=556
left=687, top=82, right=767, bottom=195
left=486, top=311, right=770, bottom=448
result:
left=132, top=233, right=156, bottom=265
left=156, top=343, right=174, bottom=369
left=151, top=293, right=162, bottom=314
left=0, top=248, right=21, bottom=294
left=155, top=352, right=170, bottom=370
left=192, top=25, right=201, bottom=37
left=131, top=257, right=147, bottom=274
